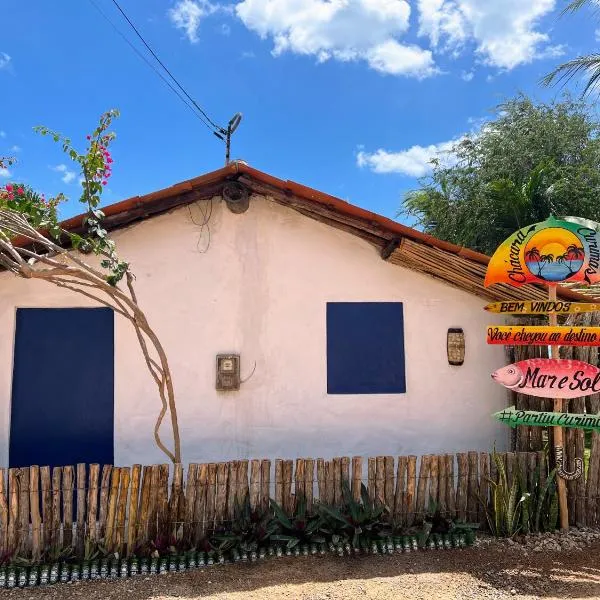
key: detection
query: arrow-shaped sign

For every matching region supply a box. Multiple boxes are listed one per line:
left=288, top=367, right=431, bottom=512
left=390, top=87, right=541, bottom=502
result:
left=493, top=406, right=600, bottom=431
left=484, top=301, right=600, bottom=315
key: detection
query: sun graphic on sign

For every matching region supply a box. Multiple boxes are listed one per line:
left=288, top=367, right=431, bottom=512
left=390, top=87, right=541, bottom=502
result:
left=524, top=227, right=585, bottom=282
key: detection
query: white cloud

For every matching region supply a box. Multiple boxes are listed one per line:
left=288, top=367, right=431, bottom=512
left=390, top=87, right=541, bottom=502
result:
left=234, top=0, right=438, bottom=78
left=220, top=23, right=231, bottom=35
left=417, top=0, right=558, bottom=70
left=596, top=28, right=600, bottom=42
left=168, top=0, right=219, bottom=43
left=0, top=131, right=5, bottom=138
left=52, top=164, right=76, bottom=184
left=0, top=53, right=10, bottom=70
left=357, top=138, right=460, bottom=177
left=241, top=50, right=256, bottom=58
left=0, top=167, right=10, bottom=178
left=10, top=145, right=21, bottom=153
left=461, top=70, right=474, bottom=81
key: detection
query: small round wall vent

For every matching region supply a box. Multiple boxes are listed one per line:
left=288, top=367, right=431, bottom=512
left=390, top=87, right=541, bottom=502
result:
left=223, top=181, right=250, bottom=214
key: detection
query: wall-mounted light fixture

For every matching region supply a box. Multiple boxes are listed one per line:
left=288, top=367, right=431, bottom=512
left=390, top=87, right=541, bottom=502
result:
left=447, top=328, right=465, bottom=366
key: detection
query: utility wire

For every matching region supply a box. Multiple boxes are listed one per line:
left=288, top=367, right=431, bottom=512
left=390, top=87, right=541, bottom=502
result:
left=88, top=0, right=224, bottom=139
left=110, top=0, right=226, bottom=135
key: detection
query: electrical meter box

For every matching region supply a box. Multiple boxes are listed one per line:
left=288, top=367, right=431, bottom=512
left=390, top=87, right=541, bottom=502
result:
left=216, top=354, right=240, bottom=391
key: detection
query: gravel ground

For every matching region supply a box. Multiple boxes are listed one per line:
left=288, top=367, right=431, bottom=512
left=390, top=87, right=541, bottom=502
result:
left=3, top=535, right=600, bottom=599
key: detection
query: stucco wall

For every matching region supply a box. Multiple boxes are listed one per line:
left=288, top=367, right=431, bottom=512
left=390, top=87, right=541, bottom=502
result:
left=0, top=195, right=509, bottom=466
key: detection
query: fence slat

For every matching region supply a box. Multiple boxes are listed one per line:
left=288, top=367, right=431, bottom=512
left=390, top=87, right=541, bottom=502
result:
left=316, top=459, right=326, bottom=504
left=456, top=453, right=468, bottom=522
left=0, top=469, right=8, bottom=554
left=7, top=469, right=18, bottom=555
left=62, top=466, right=74, bottom=549
left=260, top=459, right=271, bottom=512
left=29, top=466, right=41, bottom=561
left=467, top=451, right=478, bottom=523
left=75, top=464, right=86, bottom=555
left=333, top=458, right=342, bottom=506
left=51, top=467, right=61, bottom=551
left=115, top=467, right=131, bottom=554
left=105, top=467, right=121, bottom=551
left=98, top=465, right=112, bottom=541
left=445, top=455, right=455, bottom=519
left=429, top=455, right=439, bottom=508
left=237, top=460, right=249, bottom=506
left=375, top=457, right=385, bottom=507
left=87, top=464, right=99, bottom=543
left=406, top=456, right=417, bottom=526
left=194, top=464, right=208, bottom=544
left=437, top=455, right=447, bottom=517
left=282, top=460, right=293, bottom=514
left=227, top=461, right=238, bottom=519
left=18, top=467, right=30, bottom=555
left=352, top=457, right=363, bottom=503
left=169, top=463, right=184, bottom=538
left=40, top=467, right=51, bottom=551
left=215, top=462, right=228, bottom=525
left=157, top=464, right=170, bottom=539
left=415, top=455, right=430, bottom=522
left=127, top=465, right=142, bottom=556
left=394, top=456, right=407, bottom=523
left=294, top=459, right=305, bottom=505
left=274, top=460, right=283, bottom=508
left=183, top=464, right=197, bottom=546
left=136, top=466, right=151, bottom=545
left=340, top=457, right=350, bottom=497
left=248, top=460, right=260, bottom=513
left=479, top=453, right=490, bottom=527
left=384, top=456, right=394, bottom=509
left=325, top=461, right=334, bottom=506
left=304, top=458, right=314, bottom=512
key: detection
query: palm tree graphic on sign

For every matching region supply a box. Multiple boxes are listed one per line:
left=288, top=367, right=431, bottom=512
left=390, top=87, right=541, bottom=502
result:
left=566, top=244, right=584, bottom=274
left=525, top=247, right=542, bottom=276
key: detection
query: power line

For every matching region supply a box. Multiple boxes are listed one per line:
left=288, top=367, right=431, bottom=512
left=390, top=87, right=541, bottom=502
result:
left=110, top=0, right=226, bottom=135
left=88, top=0, right=224, bottom=139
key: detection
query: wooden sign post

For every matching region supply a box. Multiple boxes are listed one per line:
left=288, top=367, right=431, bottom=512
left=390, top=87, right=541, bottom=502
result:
left=548, top=285, right=569, bottom=531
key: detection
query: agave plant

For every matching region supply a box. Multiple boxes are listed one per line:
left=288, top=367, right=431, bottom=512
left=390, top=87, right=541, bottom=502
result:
left=317, top=482, right=390, bottom=549
left=270, top=494, right=326, bottom=549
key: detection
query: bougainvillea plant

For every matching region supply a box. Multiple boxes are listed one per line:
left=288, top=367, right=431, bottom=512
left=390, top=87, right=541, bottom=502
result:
left=0, top=111, right=181, bottom=463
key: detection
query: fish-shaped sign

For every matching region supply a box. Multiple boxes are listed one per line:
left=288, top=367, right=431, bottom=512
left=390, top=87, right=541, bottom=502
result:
left=484, top=301, right=600, bottom=315
left=484, top=216, right=600, bottom=288
left=493, top=406, right=600, bottom=431
left=487, top=325, right=600, bottom=346
left=491, top=358, right=600, bottom=399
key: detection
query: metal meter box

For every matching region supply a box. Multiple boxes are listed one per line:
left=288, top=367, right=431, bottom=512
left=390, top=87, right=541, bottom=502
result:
left=216, top=354, right=240, bottom=391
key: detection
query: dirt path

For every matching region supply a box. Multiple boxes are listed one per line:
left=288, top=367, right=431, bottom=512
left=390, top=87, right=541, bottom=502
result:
left=3, top=543, right=600, bottom=599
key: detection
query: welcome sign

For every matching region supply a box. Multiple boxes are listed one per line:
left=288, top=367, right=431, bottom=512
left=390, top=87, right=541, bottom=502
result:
left=487, top=325, right=600, bottom=346
left=484, top=301, right=600, bottom=315
left=484, top=216, right=600, bottom=288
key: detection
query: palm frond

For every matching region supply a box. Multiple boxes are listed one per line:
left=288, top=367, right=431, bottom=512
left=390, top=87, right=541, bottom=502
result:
left=562, top=0, right=598, bottom=15
left=542, top=54, right=600, bottom=96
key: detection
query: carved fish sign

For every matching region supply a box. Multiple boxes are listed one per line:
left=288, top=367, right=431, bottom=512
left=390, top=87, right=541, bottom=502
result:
left=491, top=358, right=600, bottom=399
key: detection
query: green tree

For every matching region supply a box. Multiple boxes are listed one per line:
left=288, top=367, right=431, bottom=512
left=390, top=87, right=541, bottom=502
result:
left=402, top=95, right=600, bottom=254
left=543, top=1, right=600, bottom=95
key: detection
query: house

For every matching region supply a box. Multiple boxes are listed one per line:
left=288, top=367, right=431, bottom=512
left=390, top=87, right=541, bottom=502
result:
left=0, top=163, right=585, bottom=468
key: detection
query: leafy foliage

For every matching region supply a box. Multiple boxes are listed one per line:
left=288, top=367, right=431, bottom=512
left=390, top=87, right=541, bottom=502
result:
left=402, top=95, right=600, bottom=254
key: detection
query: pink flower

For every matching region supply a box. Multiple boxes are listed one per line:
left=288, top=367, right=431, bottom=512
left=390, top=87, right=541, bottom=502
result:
left=17, top=187, right=24, bottom=195
left=86, top=135, right=91, bottom=140
left=5, top=184, right=12, bottom=192
left=7, top=192, right=13, bottom=200
left=102, top=180, right=108, bottom=186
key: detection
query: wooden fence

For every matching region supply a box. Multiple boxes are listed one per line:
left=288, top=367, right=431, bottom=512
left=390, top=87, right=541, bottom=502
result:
left=0, top=451, right=551, bottom=561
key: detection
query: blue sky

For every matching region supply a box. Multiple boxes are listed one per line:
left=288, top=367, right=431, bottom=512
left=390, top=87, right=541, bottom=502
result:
left=1, top=0, right=599, bottom=222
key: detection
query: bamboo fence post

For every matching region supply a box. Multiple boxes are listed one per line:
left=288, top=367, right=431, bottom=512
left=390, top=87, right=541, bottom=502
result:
left=205, top=464, right=217, bottom=533
left=282, top=460, right=293, bottom=514
left=170, top=463, right=184, bottom=536
left=136, top=466, right=151, bottom=545
left=274, top=460, right=283, bottom=508
left=332, top=458, right=342, bottom=506
left=127, top=465, right=142, bottom=556
left=87, top=464, right=99, bottom=543
left=40, top=466, right=51, bottom=552
left=260, top=459, right=271, bottom=512
left=429, top=455, right=439, bottom=508
left=406, top=456, right=417, bottom=526
left=215, top=463, right=228, bottom=527
left=105, top=468, right=121, bottom=552
left=456, top=453, right=468, bottom=522
left=467, top=451, right=478, bottom=522
left=237, top=460, right=249, bottom=506
left=227, top=461, right=238, bottom=519
left=305, top=458, right=314, bottom=512
left=62, top=466, right=74, bottom=549
left=194, top=464, right=208, bottom=544
left=384, top=456, right=394, bottom=510
left=479, top=453, right=490, bottom=526
left=29, top=466, right=41, bottom=562
left=340, top=457, right=350, bottom=497
left=437, top=455, right=447, bottom=517
left=295, top=459, right=305, bottom=505
left=415, top=455, right=430, bottom=522
left=157, top=464, right=170, bottom=539
left=75, top=464, right=86, bottom=555
left=325, top=461, right=334, bottom=506
left=18, top=467, right=30, bottom=555
left=249, top=460, right=261, bottom=513
left=374, top=457, right=385, bottom=507
left=51, top=467, right=61, bottom=550
left=183, top=464, right=197, bottom=546
left=394, top=456, right=407, bottom=524
left=445, top=455, right=455, bottom=519
left=367, top=458, right=376, bottom=503
left=352, top=457, right=363, bottom=503
left=0, top=468, right=8, bottom=554
left=115, top=467, right=131, bottom=554
left=548, top=285, right=569, bottom=531
left=7, top=469, right=18, bottom=555
left=316, top=459, right=326, bottom=504
left=98, top=465, right=112, bottom=541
